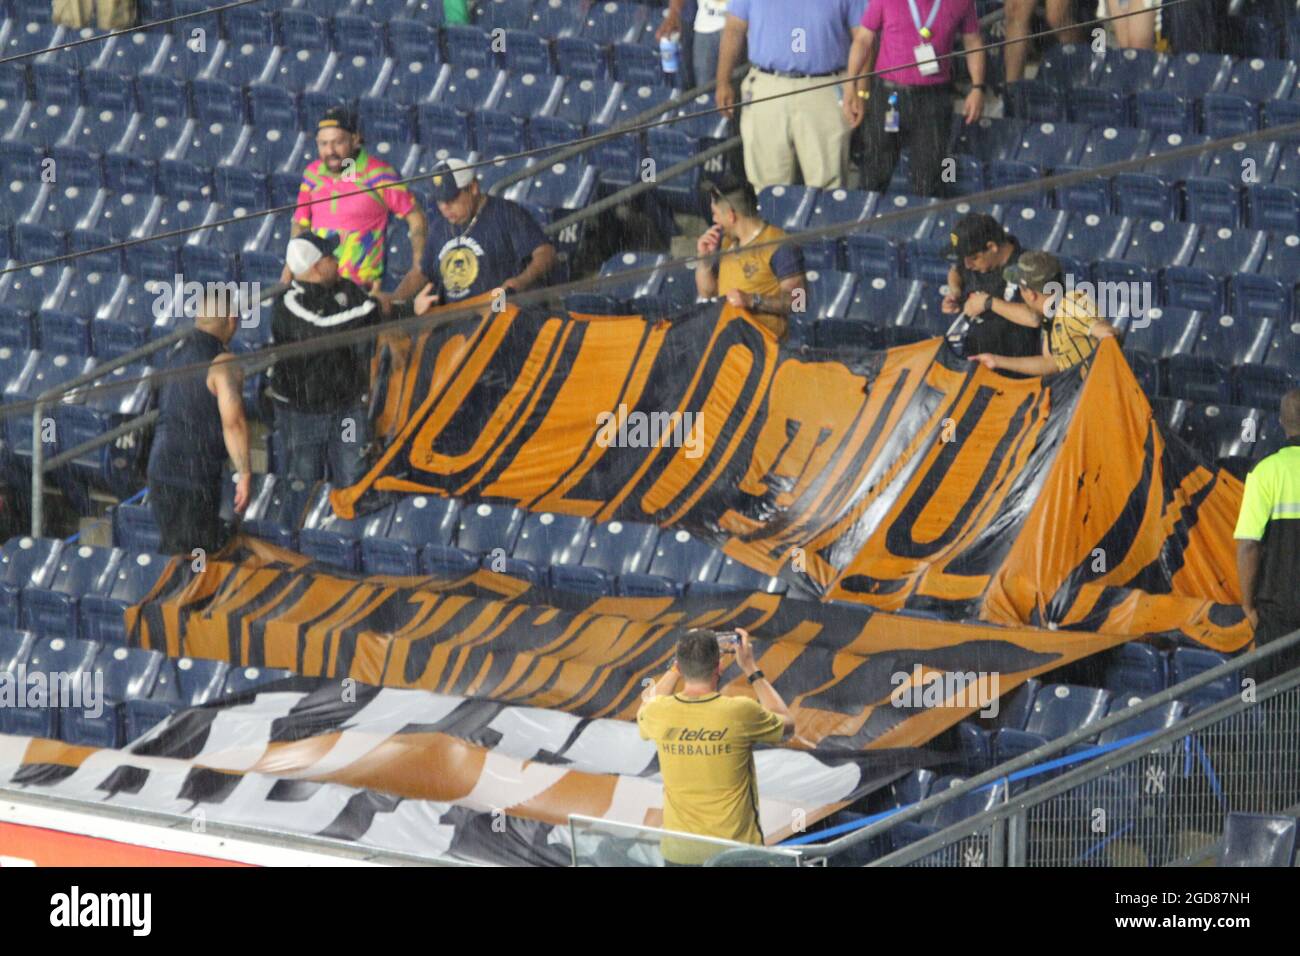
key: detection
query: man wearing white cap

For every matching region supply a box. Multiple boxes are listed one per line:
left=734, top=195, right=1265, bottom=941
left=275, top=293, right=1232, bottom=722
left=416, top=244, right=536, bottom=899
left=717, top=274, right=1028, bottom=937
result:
left=270, top=233, right=433, bottom=486
left=390, top=158, right=556, bottom=312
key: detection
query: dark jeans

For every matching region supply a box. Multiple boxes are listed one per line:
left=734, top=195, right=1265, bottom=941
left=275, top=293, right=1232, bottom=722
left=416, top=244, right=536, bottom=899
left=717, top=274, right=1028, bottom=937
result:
left=274, top=402, right=371, bottom=487
left=861, top=81, right=953, bottom=198
left=1246, top=608, right=1300, bottom=687
left=150, top=480, right=224, bottom=557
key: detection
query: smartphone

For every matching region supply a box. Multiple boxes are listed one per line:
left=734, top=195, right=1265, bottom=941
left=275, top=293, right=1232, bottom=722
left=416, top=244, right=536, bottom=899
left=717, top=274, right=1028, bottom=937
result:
left=714, top=630, right=740, bottom=649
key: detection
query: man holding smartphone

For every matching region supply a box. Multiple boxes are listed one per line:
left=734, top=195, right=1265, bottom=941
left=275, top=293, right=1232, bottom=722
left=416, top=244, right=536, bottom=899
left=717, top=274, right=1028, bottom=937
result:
left=637, top=627, right=795, bottom=864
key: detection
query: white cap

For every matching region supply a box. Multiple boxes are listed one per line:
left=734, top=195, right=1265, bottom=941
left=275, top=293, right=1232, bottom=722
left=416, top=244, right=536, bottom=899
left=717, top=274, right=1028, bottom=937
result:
left=430, top=157, right=476, bottom=202
left=285, top=233, right=337, bottom=276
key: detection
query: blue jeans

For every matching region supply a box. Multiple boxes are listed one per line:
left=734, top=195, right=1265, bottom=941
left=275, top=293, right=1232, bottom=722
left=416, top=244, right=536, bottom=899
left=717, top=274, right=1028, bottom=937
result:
left=274, top=402, right=370, bottom=487
left=693, top=29, right=721, bottom=91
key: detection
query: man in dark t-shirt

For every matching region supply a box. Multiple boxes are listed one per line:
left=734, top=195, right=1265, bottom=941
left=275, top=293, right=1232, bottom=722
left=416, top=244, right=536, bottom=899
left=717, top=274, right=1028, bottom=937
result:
left=389, top=159, right=557, bottom=309
left=944, top=213, right=1042, bottom=359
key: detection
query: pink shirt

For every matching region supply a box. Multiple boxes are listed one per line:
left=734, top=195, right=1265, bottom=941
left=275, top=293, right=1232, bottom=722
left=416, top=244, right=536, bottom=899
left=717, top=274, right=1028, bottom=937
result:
left=294, top=149, right=416, bottom=284
left=861, top=0, right=980, bottom=87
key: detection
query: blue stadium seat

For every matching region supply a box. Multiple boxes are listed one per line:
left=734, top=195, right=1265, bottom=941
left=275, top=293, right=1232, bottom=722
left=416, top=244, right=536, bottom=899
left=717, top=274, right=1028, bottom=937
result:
left=1055, top=212, right=1130, bottom=270
left=297, top=490, right=371, bottom=572
left=385, top=18, right=442, bottom=67
left=80, top=550, right=169, bottom=646
left=952, top=117, right=1022, bottom=163
left=0, top=636, right=98, bottom=738
left=1164, top=354, right=1231, bottom=402
left=122, top=655, right=230, bottom=743
left=0, top=536, right=63, bottom=627
left=1107, top=172, right=1174, bottom=221
left=420, top=542, right=481, bottom=578
left=1068, top=87, right=1129, bottom=127
left=516, top=158, right=597, bottom=215
left=547, top=562, right=611, bottom=597
left=442, top=23, right=494, bottom=69
left=888, top=776, right=1008, bottom=852
left=688, top=555, right=786, bottom=597
left=223, top=665, right=294, bottom=697
left=59, top=266, right=121, bottom=321
left=473, top=0, right=534, bottom=32
left=1201, top=93, right=1259, bottom=138
left=359, top=0, right=414, bottom=21
left=1176, top=402, right=1260, bottom=466
left=1233, top=364, right=1295, bottom=407
left=993, top=685, right=1112, bottom=764
left=1158, top=52, right=1231, bottom=96
left=1038, top=43, right=1095, bottom=90
left=1133, top=90, right=1196, bottom=136
left=500, top=28, right=551, bottom=74
left=1225, top=57, right=1295, bottom=102
left=98, top=32, right=166, bottom=76
left=154, top=28, right=214, bottom=79
left=1193, top=312, right=1273, bottom=367
left=1006, top=78, right=1061, bottom=123
left=1147, top=131, right=1209, bottom=181
left=1114, top=219, right=1199, bottom=269
left=553, top=35, right=608, bottom=80
left=0, top=628, right=36, bottom=677
left=757, top=185, right=818, bottom=233
left=112, top=499, right=162, bottom=553
left=243, top=476, right=315, bottom=549
left=511, top=511, right=590, bottom=566
left=1170, top=646, right=1238, bottom=712
left=612, top=41, right=662, bottom=87
left=843, top=275, right=923, bottom=328
left=1073, top=126, right=1147, bottom=170
left=1246, top=184, right=1300, bottom=232
left=552, top=76, right=620, bottom=129
left=455, top=501, right=524, bottom=554
left=800, top=269, right=856, bottom=323
left=360, top=495, right=460, bottom=575
left=581, top=0, right=644, bottom=44
left=1012, top=120, right=1088, bottom=168
left=62, top=645, right=165, bottom=748
left=1218, top=814, right=1298, bottom=867
left=528, top=0, right=583, bottom=39
left=320, top=22, right=391, bottom=98
left=578, top=520, right=657, bottom=577
left=1103, top=642, right=1168, bottom=697
left=1095, top=48, right=1163, bottom=91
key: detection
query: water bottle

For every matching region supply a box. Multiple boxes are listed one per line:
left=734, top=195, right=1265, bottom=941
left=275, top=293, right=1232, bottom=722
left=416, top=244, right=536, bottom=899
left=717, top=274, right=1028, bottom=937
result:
left=660, top=32, right=681, bottom=75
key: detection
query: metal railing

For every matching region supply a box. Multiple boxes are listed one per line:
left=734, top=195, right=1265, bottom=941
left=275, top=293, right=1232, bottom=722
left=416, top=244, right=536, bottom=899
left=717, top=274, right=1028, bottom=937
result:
left=569, top=814, right=803, bottom=867
left=797, top=628, right=1300, bottom=864
left=28, top=283, right=285, bottom=538
left=876, top=660, right=1300, bottom=867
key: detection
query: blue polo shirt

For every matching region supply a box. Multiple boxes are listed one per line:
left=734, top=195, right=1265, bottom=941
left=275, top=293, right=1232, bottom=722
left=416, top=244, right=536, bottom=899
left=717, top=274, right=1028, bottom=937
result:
left=727, top=0, right=868, bottom=75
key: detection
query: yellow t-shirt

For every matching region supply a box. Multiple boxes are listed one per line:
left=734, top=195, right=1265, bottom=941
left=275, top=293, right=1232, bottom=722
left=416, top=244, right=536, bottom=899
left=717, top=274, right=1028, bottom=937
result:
left=1048, top=290, right=1101, bottom=371
left=716, top=223, right=795, bottom=300
left=637, top=691, right=785, bottom=863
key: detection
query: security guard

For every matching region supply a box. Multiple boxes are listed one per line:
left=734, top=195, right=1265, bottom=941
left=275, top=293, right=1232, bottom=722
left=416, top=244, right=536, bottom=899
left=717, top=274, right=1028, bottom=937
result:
left=1235, top=388, right=1300, bottom=684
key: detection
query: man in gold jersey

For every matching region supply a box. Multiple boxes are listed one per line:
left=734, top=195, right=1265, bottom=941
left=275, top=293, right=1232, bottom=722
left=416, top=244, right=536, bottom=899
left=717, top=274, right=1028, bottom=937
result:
left=694, top=183, right=807, bottom=340
left=637, top=627, right=795, bottom=864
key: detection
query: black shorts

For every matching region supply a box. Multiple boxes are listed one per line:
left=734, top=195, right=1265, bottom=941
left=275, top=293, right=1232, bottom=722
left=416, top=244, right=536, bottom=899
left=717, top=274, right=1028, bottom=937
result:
left=1247, top=607, right=1300, bottom=686
left=149, top=481, right=226, bottom=557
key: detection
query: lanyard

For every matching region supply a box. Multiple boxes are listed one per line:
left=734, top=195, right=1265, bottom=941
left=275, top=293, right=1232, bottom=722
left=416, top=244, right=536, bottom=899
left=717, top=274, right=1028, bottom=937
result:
left=906, top=0, right=941, bottom=39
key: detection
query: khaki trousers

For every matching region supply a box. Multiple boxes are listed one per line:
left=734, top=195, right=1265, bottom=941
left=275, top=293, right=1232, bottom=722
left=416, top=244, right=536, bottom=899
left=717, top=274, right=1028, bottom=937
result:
left=739, top=69, right=851, bottom=191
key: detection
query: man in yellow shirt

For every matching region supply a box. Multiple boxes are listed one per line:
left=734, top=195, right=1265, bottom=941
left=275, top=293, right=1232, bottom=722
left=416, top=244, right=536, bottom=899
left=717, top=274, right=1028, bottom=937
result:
left=967, top=251, right=1118, bottom=375
left=637, top=627, right=795, bottom=864
left=1235, top=388, right=1300, bottom=684
left=694, top=184, right=806, bottom=341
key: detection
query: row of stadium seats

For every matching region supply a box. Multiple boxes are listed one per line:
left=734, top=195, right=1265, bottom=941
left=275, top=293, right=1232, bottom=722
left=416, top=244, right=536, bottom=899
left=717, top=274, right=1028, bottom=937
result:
left=107, top=479, right=791, bottom=598
left=1013, top=47, right=1300, bottom=134
left=0, top=626, right=290, bottom=746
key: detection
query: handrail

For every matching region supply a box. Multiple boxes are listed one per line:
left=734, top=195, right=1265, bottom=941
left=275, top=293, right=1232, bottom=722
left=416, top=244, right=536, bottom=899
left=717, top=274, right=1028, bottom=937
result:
left=488, top=63, right=748, bottom=198
left=800, top=627, right=1300, bottom=860
left=29, top=282, right=287, bottom=538
left=871, top=643, right=1300, bottom=866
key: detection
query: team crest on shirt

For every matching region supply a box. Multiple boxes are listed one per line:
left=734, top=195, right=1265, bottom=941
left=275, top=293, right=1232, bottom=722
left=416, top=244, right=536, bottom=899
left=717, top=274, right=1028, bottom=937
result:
left=742, top=257, right=760, bottom=280
left=438, top=237, right=485, bottom=300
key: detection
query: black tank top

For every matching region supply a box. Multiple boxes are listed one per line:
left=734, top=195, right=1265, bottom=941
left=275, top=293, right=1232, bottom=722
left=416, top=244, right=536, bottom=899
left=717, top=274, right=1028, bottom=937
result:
left=147, top=331, right=227, bottom=491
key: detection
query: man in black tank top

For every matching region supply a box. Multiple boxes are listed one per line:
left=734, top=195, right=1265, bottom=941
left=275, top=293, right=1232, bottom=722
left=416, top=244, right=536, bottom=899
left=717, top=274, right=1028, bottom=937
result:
left=145, top=294, right=251, bottom=557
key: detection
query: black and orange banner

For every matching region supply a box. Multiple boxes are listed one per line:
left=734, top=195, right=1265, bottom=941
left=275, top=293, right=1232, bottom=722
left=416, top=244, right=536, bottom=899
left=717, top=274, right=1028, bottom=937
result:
left=335, top=301, right=1250, bottom=652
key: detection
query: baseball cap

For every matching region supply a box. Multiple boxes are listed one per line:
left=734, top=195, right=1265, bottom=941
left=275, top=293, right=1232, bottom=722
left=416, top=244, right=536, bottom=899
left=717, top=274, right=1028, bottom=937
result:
left=947, top=213, right=1007, bottom=260
left=1003, top=250, right=1063, bottom=293
left=430, top=158, right=476, bottom=203
left=286, top=233, right=338, bottom=275
left=317, top=106, right=358, bottom=135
